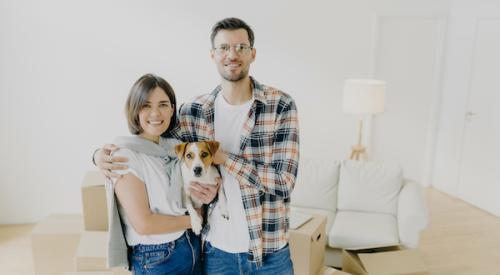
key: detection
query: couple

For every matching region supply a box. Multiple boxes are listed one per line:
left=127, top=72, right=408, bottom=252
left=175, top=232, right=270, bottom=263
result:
left=94, top=17, right=300, bottom=275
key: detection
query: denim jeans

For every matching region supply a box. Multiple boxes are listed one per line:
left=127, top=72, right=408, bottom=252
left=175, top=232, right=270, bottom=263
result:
left=130, top=230, right=202, bottom=275
left=203, top=241, right=294, bottom=275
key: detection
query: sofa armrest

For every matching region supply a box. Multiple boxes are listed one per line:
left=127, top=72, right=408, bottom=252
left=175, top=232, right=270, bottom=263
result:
left=397, top=179, right=429, bottom=248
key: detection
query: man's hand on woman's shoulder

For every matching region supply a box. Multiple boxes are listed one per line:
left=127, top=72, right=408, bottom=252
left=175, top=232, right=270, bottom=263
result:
left=94, top=144, right=128, bottom=178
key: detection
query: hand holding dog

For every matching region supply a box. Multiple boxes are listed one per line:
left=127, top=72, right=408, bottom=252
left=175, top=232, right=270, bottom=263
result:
left=189, top=177, right=221, bottom=204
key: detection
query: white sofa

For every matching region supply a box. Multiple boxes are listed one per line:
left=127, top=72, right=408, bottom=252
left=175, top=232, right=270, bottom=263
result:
left=290, top=159, right=429, bottom=267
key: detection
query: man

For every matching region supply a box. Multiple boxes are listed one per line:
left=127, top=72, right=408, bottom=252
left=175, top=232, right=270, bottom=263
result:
left=96, top=17, right=299, bottom=274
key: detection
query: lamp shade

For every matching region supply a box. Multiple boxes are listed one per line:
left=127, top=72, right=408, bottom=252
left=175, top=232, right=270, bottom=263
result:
left=342, top=79, right=385, bottom=114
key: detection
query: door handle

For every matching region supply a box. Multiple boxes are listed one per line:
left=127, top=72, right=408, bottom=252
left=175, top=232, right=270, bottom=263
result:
left=465, top=111, right=477, bottom=122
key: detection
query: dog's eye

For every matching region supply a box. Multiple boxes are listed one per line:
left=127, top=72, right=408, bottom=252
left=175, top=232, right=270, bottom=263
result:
left=186, top=153, right=193, bottom=159
left=201, top=152, right=208, bottom=158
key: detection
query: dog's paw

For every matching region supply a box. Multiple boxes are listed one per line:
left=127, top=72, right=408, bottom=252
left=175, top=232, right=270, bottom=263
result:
left=191, top=217, right=202, bottom=235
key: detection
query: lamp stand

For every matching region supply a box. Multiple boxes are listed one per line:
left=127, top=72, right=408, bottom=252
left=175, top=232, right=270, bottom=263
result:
left=349, top=119, right=367, bottom=161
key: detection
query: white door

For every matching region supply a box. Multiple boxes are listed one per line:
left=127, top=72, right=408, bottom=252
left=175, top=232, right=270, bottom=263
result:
left=457, top=18, right=500, bottom=217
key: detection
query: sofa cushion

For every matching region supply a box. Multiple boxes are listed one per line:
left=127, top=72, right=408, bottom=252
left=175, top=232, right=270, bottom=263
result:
left=328, top=210, right=399, bottom=249
left=337, top=160, right=403, bottom=216
left=291, top=158, right=340, bottom=211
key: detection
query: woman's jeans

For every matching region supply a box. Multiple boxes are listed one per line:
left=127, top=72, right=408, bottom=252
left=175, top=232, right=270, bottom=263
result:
left=130, top=230, right=202, bottom=275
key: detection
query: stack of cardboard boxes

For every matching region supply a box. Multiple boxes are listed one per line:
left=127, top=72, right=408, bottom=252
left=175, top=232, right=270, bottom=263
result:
left=31, top=214, right=84, bottom=275
left=31, top=171, right=130, bottom=275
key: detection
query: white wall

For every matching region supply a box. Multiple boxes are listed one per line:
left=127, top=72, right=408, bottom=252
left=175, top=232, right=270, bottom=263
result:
left=370, top=14, right=447, bottom=185
left=0, top=0, right=450, bottom=224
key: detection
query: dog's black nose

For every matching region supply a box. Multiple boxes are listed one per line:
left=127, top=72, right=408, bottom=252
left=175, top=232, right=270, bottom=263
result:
left=193, top=166, right=202, bottom=176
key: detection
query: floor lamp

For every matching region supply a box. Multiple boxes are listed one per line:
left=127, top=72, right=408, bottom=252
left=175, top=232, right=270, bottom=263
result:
left=342, top=79, right=385, bottom=161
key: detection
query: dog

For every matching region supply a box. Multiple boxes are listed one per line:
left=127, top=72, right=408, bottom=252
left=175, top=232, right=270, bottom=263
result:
left=175, top=141, right=229, bottom=234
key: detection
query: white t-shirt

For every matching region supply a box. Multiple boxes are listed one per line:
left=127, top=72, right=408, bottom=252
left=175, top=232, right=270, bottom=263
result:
left=206, top=93, right=252, bottom=253
left=112, top=140, right=186, bottom=246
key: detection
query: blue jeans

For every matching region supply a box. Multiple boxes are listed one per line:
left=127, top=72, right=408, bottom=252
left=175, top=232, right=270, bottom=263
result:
left=130, top=230, right=202, bottom=275
left=203, top=241, right=294, bottom=275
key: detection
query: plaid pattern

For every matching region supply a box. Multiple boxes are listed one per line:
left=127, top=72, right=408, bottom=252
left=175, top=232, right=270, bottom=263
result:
left=169, top=77, right=300, bottom=267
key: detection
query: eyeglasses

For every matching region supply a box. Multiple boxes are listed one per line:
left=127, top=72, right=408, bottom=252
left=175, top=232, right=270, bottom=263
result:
left=213, top=43, right=252, bottom=55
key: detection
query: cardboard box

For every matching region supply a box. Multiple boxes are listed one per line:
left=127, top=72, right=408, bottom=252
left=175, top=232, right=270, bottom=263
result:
left=290, top=214, right=327, bottom=275
left=82, top=171, right=108, bottom=231
left=31, top=214, right=84, bottom=275
left=342, top=246, right=428, bottom=275
left=318, top=266, right=353, bottom=275
left=75, top=231, right=130, bottom=275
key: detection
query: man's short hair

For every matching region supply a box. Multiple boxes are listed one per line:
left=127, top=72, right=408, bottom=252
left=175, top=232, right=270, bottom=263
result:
left=125, top=73, right=177, bottom=135
left=210, top=17, right=255, bottom=48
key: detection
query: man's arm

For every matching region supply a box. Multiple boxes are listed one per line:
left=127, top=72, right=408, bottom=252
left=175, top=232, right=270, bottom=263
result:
left=215, top=99, right=300, bottom=199
left=94, top=142, right=218, bottom=203
left=93, top=144, right=128, bottom=178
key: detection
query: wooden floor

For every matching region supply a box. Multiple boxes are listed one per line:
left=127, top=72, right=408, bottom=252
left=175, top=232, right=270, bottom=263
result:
left=417, top=188, right=500, bottom=275
left=1, top=188, right=500, bottom=275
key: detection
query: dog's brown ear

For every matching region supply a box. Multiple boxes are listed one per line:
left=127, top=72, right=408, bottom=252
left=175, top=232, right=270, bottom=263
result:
left=205, top=141, right=220, bottom=155
left=175, top=143, right=188, bottom=159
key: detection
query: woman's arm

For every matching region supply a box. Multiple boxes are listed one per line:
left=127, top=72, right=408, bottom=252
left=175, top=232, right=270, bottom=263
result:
left=114, top=172, right=191, bottom=235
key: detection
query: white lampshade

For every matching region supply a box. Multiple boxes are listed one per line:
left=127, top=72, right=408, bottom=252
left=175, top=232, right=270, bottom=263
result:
left=342, top=79, right=385, bottom=114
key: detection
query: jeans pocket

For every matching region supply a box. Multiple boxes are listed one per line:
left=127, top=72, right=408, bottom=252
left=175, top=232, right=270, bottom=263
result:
left=143, top=244, right=173, bottom=269
left=269, top=244, right=291, bottom=262
left=276, top=244, right=290, bottom=254
left=203, top=242, right=216, bottom=255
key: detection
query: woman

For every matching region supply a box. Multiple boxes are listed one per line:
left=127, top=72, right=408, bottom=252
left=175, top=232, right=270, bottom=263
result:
left=108, top=74, right=212, bottom=274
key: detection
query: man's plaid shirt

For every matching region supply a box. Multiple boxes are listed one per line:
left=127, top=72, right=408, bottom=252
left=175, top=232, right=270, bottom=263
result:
left=169, top=77, right=300, bottom=267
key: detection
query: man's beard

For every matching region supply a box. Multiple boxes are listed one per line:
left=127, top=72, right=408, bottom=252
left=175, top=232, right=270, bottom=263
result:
left=221, top=68, right=248, bottom=82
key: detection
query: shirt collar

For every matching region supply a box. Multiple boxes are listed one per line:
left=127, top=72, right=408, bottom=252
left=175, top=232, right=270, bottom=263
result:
left=206, top=76, right=267, bottom=109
